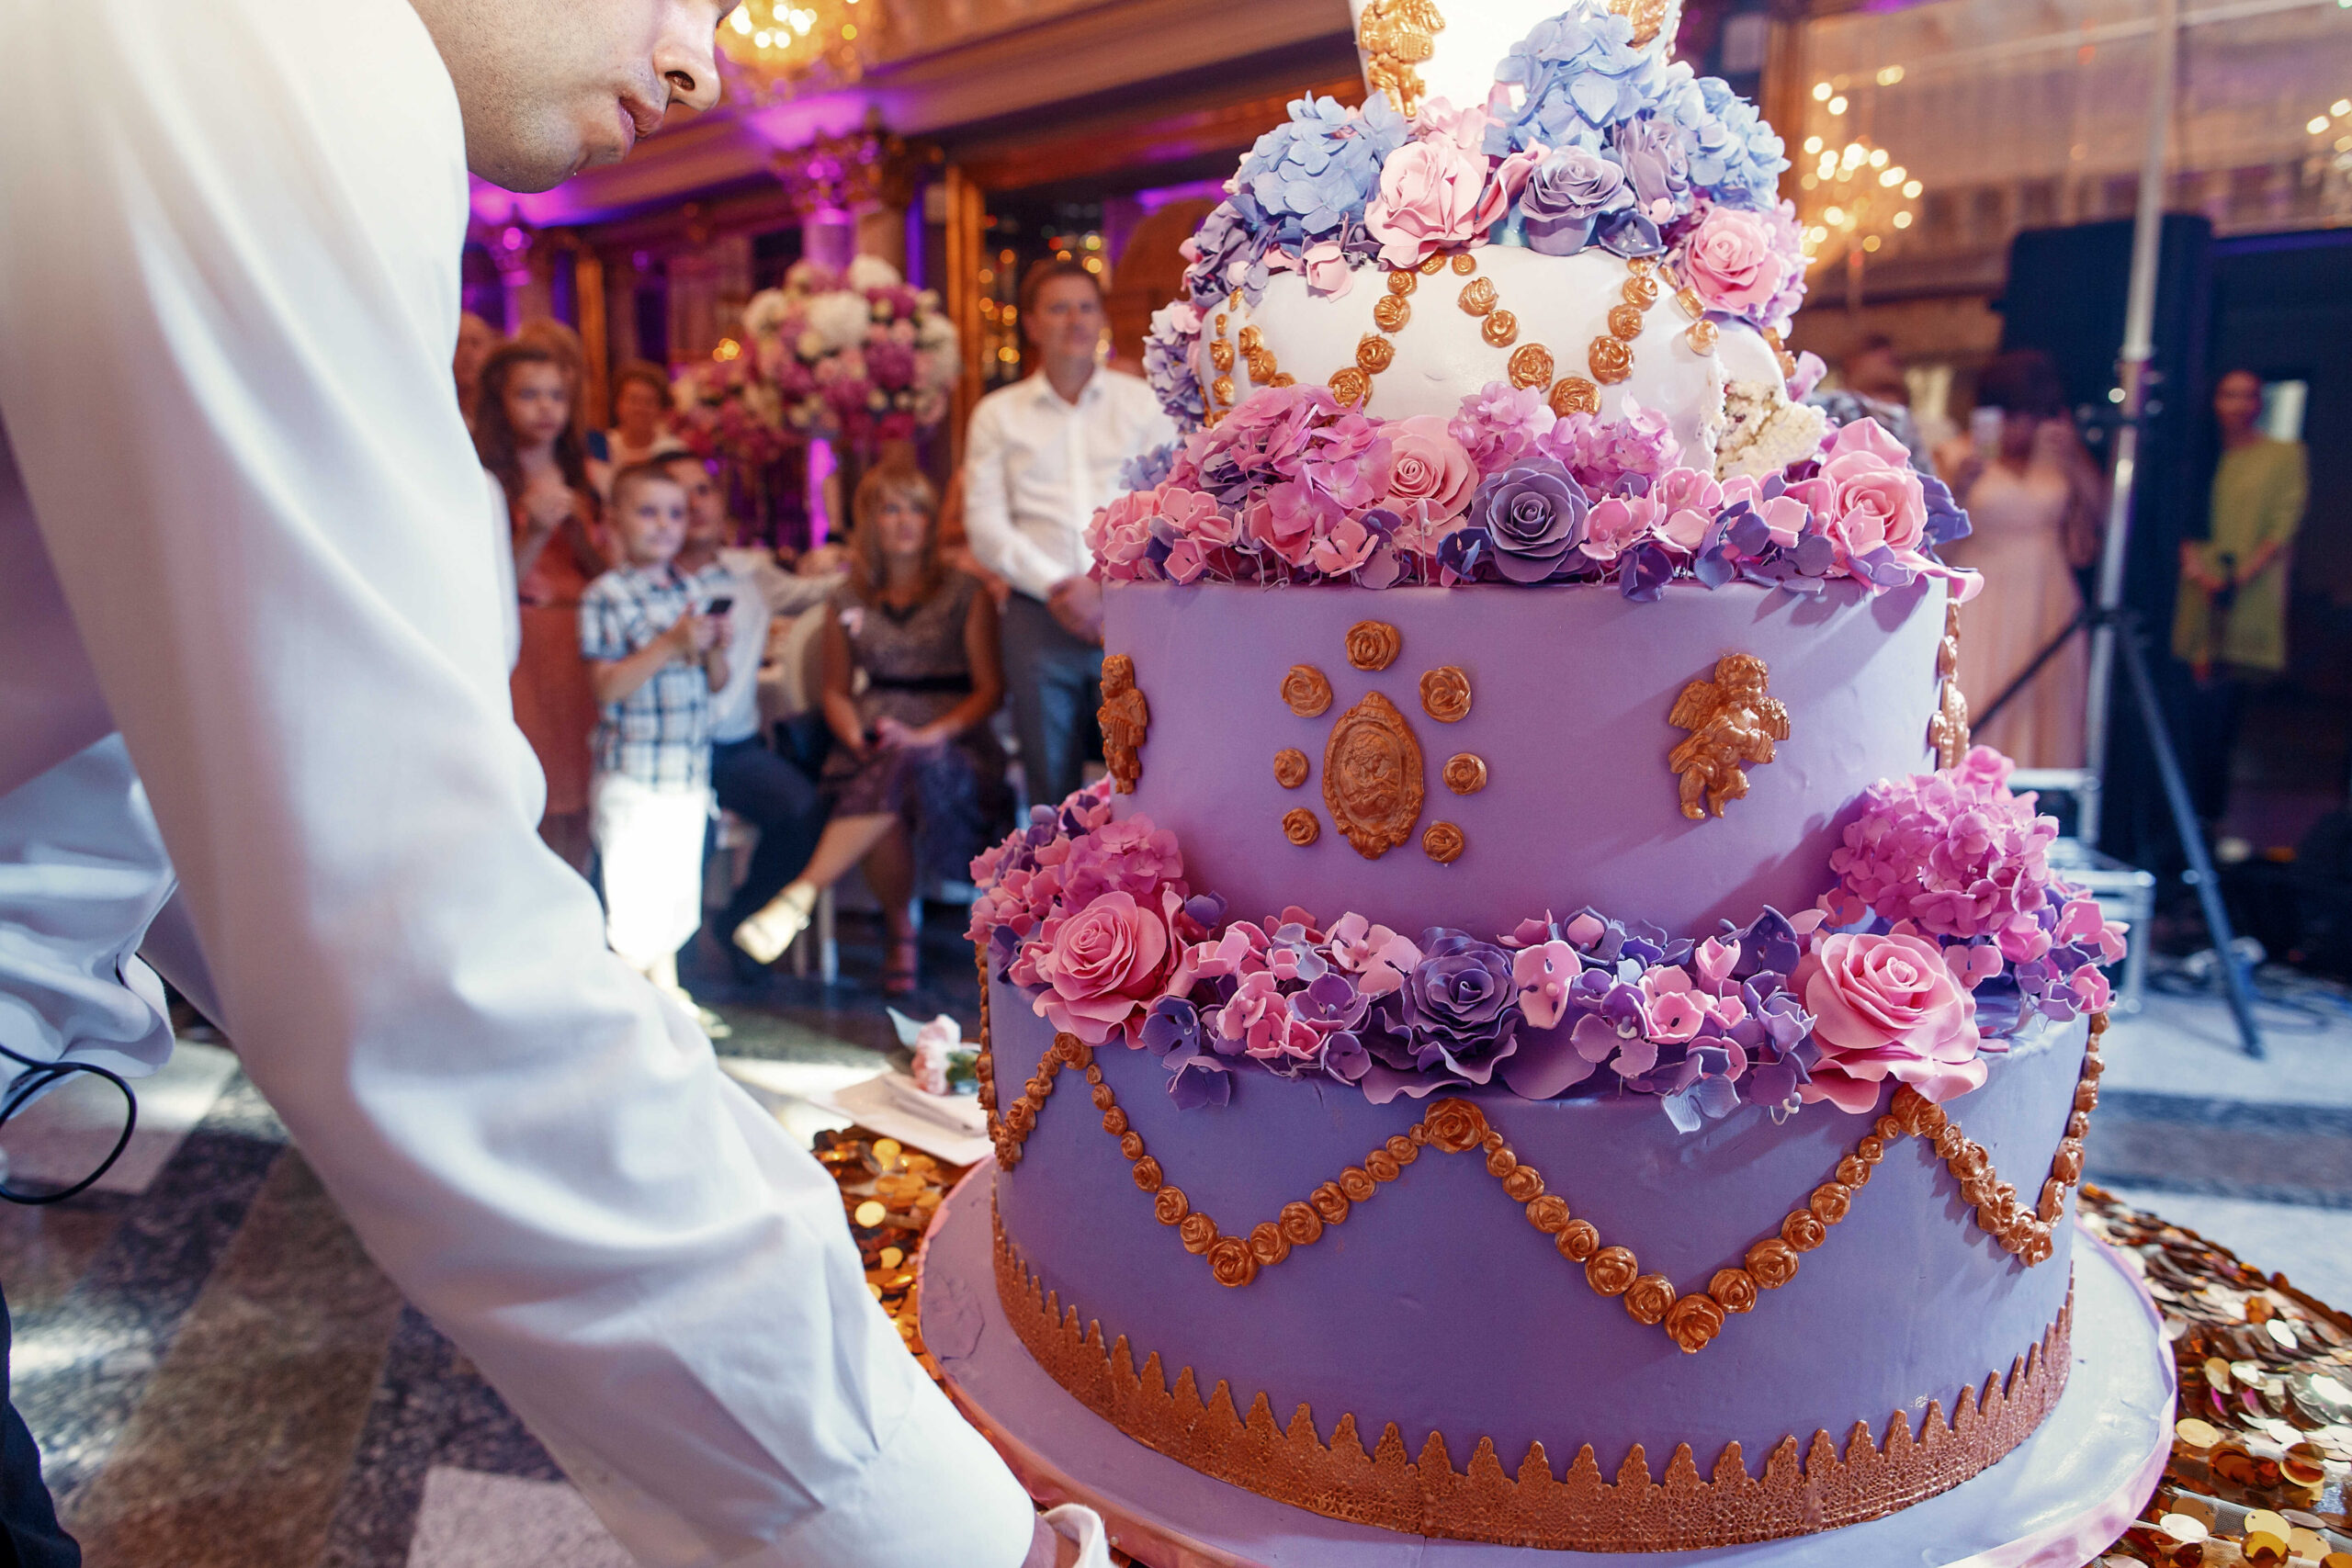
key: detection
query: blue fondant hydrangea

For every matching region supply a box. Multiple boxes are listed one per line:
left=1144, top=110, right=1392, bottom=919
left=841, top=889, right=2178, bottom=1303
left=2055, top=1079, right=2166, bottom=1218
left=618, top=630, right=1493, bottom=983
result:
left=1233, top=93, right=1410, bottom=250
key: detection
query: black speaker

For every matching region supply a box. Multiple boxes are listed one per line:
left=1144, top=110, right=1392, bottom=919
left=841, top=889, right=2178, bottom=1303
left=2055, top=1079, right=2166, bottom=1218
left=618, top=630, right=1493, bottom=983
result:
left=1993, top=215, right=2215, bottom=868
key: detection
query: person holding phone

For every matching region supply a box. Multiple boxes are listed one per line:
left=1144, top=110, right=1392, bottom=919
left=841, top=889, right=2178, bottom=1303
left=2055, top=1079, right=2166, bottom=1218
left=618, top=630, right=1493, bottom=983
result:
left=663, top=452, right=839, bottom=978
left=581, top=464, right=729, bottom=1020
left=1936, top=350, right=2107, bottom=767
left=2170, top=367, right=2309, bottom=822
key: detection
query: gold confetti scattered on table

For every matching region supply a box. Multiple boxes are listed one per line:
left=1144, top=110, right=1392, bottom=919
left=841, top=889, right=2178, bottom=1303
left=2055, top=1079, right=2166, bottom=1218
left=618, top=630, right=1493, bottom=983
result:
left=2081, top=1186, right=2352, bottom=1560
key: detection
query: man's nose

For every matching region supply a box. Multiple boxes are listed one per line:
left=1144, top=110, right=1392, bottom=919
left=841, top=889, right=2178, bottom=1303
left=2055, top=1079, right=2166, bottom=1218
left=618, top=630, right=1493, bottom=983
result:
left=658, top=4, right=724, bottom=114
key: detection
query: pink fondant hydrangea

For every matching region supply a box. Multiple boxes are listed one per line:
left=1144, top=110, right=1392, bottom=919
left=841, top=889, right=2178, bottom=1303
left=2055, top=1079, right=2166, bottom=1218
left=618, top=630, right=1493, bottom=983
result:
left=1826, top=746, right=2058, bottom=954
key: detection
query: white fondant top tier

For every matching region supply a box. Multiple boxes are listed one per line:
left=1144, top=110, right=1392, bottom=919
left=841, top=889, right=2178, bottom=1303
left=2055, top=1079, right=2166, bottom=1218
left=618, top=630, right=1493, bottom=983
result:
left=1193, top=246, right=1784, bottom=467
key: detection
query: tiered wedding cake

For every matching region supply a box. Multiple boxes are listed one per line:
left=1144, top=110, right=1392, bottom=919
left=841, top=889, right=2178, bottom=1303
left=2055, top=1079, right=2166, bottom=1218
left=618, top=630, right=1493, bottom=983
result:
left=962, top=1, right=2128, bottom=1549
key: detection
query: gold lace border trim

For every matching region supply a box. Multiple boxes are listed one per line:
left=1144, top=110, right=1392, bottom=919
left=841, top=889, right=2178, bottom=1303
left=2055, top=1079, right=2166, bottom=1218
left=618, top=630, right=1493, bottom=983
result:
left=992, top=1212, right=2074, bottom=1551
left=977, top=976, right=2106, bottom=1357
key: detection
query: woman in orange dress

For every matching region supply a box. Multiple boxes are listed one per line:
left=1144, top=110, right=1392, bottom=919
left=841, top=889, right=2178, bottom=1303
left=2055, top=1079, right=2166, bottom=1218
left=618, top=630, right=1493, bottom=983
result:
left=475, top=341, right=606, bottom=874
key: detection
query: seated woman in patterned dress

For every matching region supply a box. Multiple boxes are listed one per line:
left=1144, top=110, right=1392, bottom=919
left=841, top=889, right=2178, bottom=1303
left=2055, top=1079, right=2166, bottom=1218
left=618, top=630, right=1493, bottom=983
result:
left=732, top=466, right=1008, bottom=994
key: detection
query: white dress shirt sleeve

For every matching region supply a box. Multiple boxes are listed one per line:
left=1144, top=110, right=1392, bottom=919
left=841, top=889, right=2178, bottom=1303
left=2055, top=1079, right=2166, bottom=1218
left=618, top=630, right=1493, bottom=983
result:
left=0, top=3, right=1038, bottom=1564
left=960, top=389, right=1074, bottom=602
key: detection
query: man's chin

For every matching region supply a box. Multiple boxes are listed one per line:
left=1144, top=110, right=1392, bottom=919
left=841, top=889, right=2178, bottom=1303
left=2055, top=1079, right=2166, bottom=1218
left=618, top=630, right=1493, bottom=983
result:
left=466, top=132, right=622, bottom=195
left=468, top=154, right=581, bottom=196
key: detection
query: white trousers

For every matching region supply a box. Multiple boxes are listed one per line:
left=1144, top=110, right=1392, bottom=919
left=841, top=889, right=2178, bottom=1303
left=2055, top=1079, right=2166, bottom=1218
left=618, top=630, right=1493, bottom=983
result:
left=591, top=775, right=710, bottom=971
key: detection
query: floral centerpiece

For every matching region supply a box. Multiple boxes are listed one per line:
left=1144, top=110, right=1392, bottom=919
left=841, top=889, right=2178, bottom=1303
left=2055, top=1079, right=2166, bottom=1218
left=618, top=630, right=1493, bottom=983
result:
left=1095, top=381, right=1974, bottom=604
left=739, top=254, right=958, bottom=457
left=670, top=352, right=796, bottom=469
left=968, top=749, right=2127, bottom=1133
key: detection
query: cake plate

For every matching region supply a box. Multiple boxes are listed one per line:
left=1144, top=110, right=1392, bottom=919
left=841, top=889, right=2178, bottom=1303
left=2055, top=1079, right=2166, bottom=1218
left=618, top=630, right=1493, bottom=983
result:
left=919, top=1167, right=2175, bottom=1568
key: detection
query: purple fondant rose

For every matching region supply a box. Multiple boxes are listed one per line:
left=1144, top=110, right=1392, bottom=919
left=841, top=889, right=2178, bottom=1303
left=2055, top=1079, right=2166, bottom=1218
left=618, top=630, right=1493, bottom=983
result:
left=1611, top=118, right=1690, bottom=222
left=1521, top=148, right=1632, bottom=256
left=1472, top=459, right=1589, bottom=582
left=1371, top=929, right=1521, bottom=1083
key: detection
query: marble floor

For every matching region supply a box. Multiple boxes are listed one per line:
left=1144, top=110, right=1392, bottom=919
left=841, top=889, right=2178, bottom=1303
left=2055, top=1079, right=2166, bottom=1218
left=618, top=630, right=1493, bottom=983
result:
left=0, top=926, right=2346, bottom=1567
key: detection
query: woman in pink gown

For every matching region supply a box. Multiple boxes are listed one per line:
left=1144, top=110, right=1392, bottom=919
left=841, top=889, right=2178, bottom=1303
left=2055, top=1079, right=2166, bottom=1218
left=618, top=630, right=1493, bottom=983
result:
left=1937, top=352, right=2106, bottom=769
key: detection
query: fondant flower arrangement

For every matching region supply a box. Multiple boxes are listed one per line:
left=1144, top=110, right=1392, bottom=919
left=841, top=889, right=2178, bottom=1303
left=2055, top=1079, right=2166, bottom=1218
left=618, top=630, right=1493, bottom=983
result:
left=735, top=255, right=957, bottom=457
left=1089, top=382, right=1976, bottom=604
left=1144, top=7, right=1798, bottom=431
left=969, top=750, right=2128, bottom=1132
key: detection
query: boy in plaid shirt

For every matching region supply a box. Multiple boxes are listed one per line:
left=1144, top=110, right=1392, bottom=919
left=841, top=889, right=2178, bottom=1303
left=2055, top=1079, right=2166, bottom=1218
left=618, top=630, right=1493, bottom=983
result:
left=581, top=463, right=729, bottom=1015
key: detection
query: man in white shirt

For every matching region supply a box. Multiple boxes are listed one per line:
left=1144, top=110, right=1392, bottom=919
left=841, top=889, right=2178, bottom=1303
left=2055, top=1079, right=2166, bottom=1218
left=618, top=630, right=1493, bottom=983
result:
left=962, top=262, right=1176, bottom=810
left=0, top=2, right=1098, bottom=1563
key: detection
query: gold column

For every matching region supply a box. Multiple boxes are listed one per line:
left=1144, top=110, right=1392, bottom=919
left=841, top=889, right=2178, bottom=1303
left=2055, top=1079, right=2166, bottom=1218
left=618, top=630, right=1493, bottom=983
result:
left=942, top=164, right=987, bottom=469
left=1762, top=4, right=1809, bottom=207
left=574, top=244, right=610, bottom=429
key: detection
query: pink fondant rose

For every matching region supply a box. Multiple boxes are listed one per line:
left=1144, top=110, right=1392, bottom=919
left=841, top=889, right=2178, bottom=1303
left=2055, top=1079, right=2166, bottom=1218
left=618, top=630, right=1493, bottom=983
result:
left=1380, top=415, right=1478, bottom=524
left=1681, top=207, right=1790, bottom=315
left=1792, top=931, right=1985, bottom=1114
left=1815, top=417, right=1928, bottom=558
left=1365, top=113, right=1545, bottom=269
left=1029, top=889, right=1175, bottom=1044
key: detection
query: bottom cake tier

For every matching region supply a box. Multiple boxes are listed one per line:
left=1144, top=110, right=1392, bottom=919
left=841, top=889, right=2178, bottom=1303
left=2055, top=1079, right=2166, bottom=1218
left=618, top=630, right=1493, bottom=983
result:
left=981, top=974, right=2102, bottom=1551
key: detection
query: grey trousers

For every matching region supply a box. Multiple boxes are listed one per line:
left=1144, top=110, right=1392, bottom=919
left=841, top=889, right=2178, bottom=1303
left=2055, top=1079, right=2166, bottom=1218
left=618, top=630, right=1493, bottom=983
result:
left=1000, top=592, right=1103, bottom=814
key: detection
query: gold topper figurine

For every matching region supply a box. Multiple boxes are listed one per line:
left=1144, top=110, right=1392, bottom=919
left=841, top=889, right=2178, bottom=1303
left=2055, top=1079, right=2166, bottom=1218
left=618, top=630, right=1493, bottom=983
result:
left=1098, top=654, right=1149, bottom=795
left=1357, top=0, right=1445, bottom=118
left=1667, top=654, right=1790, bottom=821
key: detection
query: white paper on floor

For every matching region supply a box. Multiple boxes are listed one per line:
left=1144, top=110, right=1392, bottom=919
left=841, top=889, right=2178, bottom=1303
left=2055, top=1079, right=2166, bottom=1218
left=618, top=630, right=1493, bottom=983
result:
left=405, top=1467, right=633, bottom=1568
left=809, top=1072, right=991, bottom=1167
left=0, top=1040, right=236, bottom=1195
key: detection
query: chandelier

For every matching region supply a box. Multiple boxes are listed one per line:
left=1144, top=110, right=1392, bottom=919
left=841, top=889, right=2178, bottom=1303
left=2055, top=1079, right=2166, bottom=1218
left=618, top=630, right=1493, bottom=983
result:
left=1795, top=134, right=1920, bottom=275
left=718, top=0, right=869, bottom=89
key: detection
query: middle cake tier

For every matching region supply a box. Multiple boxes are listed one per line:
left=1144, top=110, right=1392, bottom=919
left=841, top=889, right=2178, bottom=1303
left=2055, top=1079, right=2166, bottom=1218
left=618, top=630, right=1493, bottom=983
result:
left=1106, top=576, right=1948, bottom=942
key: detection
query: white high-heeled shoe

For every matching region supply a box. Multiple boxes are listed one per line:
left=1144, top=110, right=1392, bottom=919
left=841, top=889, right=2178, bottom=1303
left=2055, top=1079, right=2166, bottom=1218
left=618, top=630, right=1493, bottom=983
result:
left=733, top=887, right=816, bottom=965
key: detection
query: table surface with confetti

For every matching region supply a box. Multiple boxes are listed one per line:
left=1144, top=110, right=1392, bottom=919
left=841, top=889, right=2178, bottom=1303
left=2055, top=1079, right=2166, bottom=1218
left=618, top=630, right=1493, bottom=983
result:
left=817, top=1127, right=2349, bottom=1567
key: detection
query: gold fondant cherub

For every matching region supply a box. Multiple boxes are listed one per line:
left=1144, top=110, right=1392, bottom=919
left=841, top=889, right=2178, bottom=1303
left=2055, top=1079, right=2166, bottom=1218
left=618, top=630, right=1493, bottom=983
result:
left=1667, top=654, right=1791, bottom=821
left=1358, top=0, right=1445, bottom=118
left=1098, top=654, right=1149, bottom=795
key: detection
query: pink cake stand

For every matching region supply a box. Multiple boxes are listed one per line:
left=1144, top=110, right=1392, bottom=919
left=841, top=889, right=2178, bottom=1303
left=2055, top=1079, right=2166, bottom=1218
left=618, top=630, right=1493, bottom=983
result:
left=919, top=1167, right=2175, bottom=1568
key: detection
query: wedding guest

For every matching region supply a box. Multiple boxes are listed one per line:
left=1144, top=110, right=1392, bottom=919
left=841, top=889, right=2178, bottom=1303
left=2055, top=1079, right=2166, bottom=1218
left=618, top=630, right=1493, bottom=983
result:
left=598, top=358, right=686, bottom=471
left=1937, top=350, right=2106, bottom=768
left=662, top=452, right=835, bottom=971
left=2172, top=368, right=2309, bottom=821
left=476, top=340, right=606, bottom=874
left=582, top=465, right=728, bottom=1016
left=514, top=316, right=590, bottom=428
left=453, top=310, right=502, bottom=431
left=735, top=468, right=1007, bottom=996
left=962, top=259, right=1174, bottom=810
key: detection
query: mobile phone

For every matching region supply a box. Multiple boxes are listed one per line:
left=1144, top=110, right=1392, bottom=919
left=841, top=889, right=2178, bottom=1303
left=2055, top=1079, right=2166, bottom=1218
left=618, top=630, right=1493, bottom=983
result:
left=706, top=595, right=735, bottom=616
left=1969, top=406, right=2002, bottom=457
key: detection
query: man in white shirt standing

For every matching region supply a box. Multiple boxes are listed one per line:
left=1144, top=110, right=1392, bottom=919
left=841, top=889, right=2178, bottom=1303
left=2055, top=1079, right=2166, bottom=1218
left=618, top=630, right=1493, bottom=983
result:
left=962, top=262, right=1176, bottom=812
left=0, top=1, right=1101, bottom=1563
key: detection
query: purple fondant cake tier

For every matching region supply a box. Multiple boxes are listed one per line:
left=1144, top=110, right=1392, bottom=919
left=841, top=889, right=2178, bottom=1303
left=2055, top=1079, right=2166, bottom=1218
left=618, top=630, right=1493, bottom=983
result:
left=989, top=976, right=2083, bottom=1539
left=1106, top=577, right=1947, bottom=942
